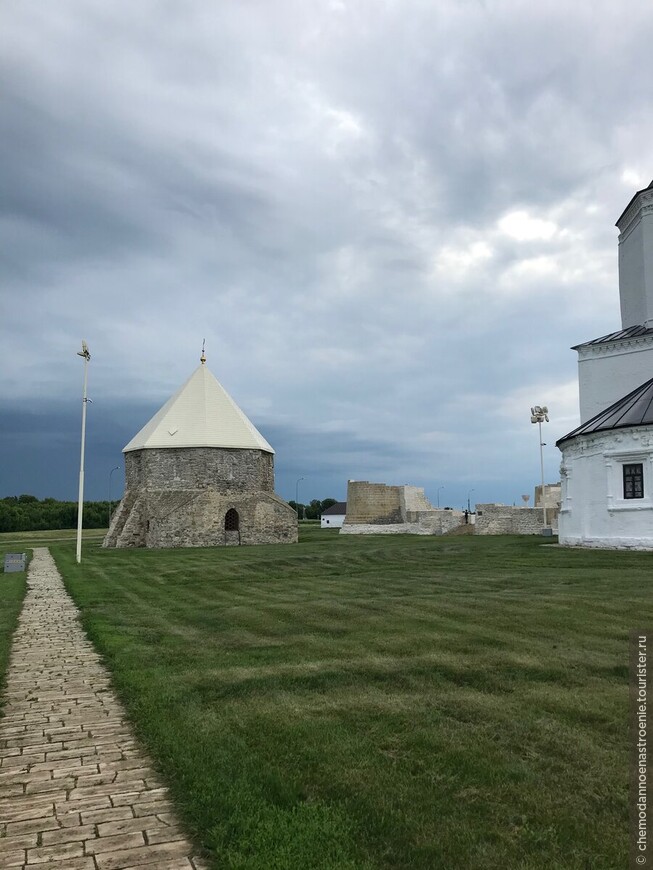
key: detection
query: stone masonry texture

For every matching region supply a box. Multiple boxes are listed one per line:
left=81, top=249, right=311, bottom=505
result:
left=0, top=548, right=208, bottom=870
left=474, top=504, right=558, bottom=535
left=104, top=447, right=297, bottom=549
left=343, top=482, right=406, bottom=525
left=125, top=448, right=274, bottom=493
left=341, top=481, right=464, bottom=535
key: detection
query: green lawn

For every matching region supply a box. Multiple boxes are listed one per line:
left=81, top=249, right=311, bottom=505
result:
left=33, top=531, right=653, bottom=867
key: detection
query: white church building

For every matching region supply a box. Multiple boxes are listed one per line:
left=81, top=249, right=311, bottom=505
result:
left=557, top=180, right=653, bottom=549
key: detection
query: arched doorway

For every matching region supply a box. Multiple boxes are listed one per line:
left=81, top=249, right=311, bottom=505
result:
left=224, top=508, right=240, bottom=545
left=225, top=509, right=239, bottom=531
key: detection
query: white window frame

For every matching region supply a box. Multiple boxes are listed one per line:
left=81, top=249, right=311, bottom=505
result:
left=604, top=449, right=653, bottom=511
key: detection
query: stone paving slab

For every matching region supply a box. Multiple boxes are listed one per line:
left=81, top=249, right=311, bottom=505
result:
left=0, top=548, right=208, bottom=869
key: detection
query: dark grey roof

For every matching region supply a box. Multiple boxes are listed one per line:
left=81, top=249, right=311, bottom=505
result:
left=616, top=178, right=653, bottom=226
left=572, top=324, right=653, bottom=350
left=557, top=376, right=653, bottom=447
left=321, top=502, right=346, bottom=515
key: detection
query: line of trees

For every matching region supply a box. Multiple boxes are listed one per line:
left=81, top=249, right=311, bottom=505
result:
left=0, top=495, right=341, bottom=532
left=288, top=498, right=338, bottom=520
left=0, top=495, right=112, bottom=532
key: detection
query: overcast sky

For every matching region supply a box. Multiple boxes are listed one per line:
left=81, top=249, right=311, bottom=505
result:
left=2, top=0, right=653, bottom=510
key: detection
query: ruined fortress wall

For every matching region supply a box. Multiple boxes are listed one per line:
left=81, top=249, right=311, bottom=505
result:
left=341, top=480, right=464, bottom=536
left=343, top=481, right=404, bottom=525
left=401, top=486, right=435, bottom=513
left=474, top=504, right=551, bottom=535
left=340, top=509, right=464, bottom=536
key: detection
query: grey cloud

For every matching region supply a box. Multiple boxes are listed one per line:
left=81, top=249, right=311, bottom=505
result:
left=1, top=0, right=652, bottom=506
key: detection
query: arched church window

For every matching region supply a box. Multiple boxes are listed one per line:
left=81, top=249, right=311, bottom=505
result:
left=225, top=508, right=240, bottom=531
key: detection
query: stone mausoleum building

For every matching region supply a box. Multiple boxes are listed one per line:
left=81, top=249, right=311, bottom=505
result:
left=104, top=353, right=297, bottom=548
left=557, top=180, right=653, bottom=549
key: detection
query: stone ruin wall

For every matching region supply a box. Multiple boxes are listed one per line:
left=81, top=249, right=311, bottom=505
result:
left=474, top=503, right=559, bottom=535
left=343, top=481, right=404, bottom=525
left=340, top=481, right=465, bottom=536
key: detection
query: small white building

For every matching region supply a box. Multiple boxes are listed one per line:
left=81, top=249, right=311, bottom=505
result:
left=558, top=179, right=653, bottom=549
left=320, top=502, right=346, bottom=529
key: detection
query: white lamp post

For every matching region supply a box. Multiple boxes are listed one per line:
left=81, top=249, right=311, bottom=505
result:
left=530, top=405, right=549, bottom=530
left=108, top=466, right=120, bottom=528
left=76, top=341, right=91, bottom=564
left=437, top=485, right=445, bottom=508
left=295, top=477, right=304, bottom=518
left=467, top=489, right=475, bottom=512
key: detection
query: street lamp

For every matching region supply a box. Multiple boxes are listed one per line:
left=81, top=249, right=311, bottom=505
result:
left=295, top=477, right=304, bottom=518
left=108, top=466, right=120, bottom=528
left=437, top=486, right=445, bottom=508
left=530, top=405, right=549, bottom=530
left=467, top=489, right=475, bottom=512
left=76, top=340, right=91, bottom=564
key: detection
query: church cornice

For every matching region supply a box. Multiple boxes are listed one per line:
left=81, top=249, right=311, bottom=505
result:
left=559, top=425, right=653, bottom=458
left=617, top=189, right=653, bottom=242
left=576, top=334, right=653, bottom=360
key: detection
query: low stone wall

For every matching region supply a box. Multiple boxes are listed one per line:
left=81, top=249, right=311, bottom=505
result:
left=474, top=503, right=558, bottom=535
left=340, top=509, right=464, bottom=536
left=340, top=523, right=417, bottom=536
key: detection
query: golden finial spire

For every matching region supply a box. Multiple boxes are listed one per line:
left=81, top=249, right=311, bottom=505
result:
left=200, top=338, right=206, bottom=365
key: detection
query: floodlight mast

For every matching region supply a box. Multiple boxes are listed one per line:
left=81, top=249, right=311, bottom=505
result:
left=108, top=465, right=120, bottom=528
left=76, top=341, right=91, bottom=564
left=530, top=405, right=549, bottom=530
left=295, top=477, right=304, bottom=518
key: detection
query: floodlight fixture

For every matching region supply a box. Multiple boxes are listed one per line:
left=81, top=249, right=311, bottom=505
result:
left=530, top=403, right=550, bottom=531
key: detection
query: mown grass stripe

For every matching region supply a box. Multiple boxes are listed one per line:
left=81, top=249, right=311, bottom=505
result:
left=37, top=529, right=651, bottom=868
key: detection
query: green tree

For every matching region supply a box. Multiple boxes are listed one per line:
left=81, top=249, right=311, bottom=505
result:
left=304, top=500, right=323, bottom=520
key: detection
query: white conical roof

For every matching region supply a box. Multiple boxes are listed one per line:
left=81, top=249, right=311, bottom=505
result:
left=123, top=363, right=274, bottom=454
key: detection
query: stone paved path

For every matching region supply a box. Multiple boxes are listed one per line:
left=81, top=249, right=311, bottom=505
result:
left=0, top=548, right=208, bottom=869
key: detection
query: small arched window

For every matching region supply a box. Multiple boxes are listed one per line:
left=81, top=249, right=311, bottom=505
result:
left=225, top=508, right=240, bottom=531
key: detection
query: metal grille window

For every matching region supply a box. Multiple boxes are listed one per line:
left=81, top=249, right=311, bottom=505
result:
left=623, top=463, right=644, bottom=499
left=224, top=508, right=240, bottom=531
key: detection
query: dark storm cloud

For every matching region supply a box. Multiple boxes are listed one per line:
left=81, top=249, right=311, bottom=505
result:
left=2, top=0, right=653, bottom=505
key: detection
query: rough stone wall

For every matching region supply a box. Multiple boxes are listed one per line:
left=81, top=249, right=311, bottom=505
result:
left=125, top=447, right=274, bottom=493
left=534, top=484, right=561, bottom=509
left=439, top=510, right=467, bottom=534
left=402, top=487, right=435, bottom=513
left=104, top=447, right=296, bottom=548
left=474, top=504, right=553, bottom=535
left=340, top=523, right=413, bottom=536
left=340, top=509, right=464, bottom=536
left=343, top=481, right=404, bottom=525
left=341, top=480, right=464, bottom=536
